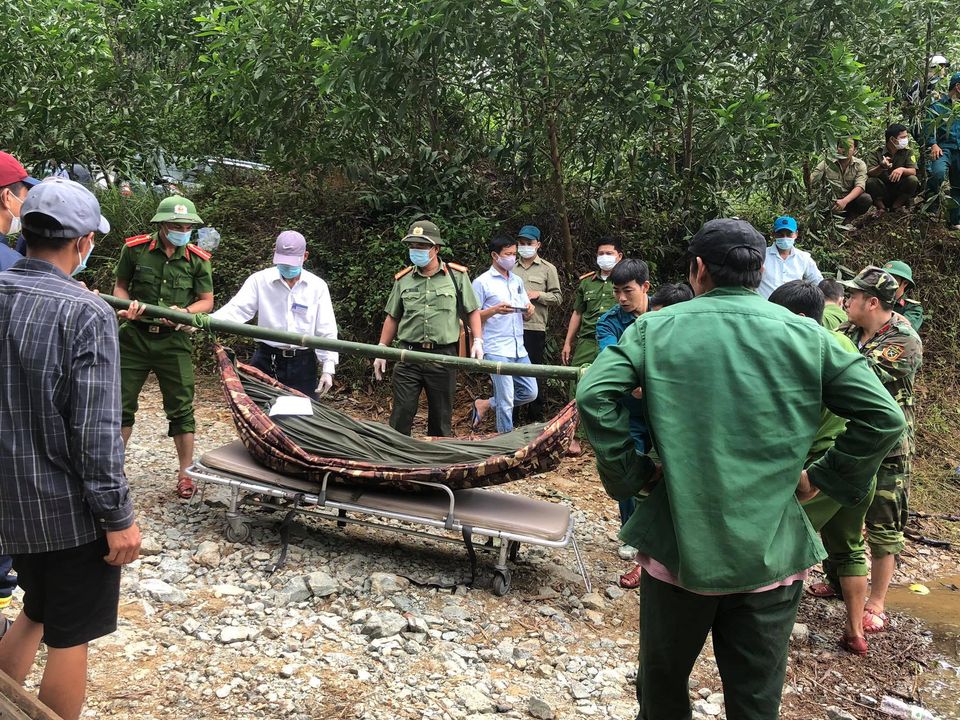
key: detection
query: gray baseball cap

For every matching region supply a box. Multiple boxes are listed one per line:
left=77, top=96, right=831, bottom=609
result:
left=21, top=177, right=110, bottom=238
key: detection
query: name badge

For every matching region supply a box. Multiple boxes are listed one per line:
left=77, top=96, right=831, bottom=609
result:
left=291, top=302, right=308, bottom=317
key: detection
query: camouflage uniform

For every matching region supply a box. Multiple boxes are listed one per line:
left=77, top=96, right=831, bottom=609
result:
left=883, top=259, right=925, bottom=331
left=840, top=267, right=923, bottom=557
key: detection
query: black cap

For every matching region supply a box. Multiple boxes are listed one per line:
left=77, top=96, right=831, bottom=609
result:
left=687, top=219, right=765, bottom=269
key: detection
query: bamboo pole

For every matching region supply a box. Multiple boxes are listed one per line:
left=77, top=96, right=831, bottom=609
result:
left=98, top=295, right=584, bottom=382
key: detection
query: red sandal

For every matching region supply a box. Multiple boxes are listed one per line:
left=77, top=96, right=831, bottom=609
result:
left=862, top=607, right=887, bottom=633
left=619, top=563, right=642, bottom=589
left=840, top=633, right=868, bottom=656
left=176, top=473, right=196, bottom=499
left=806, top=582, right=839, bottom=598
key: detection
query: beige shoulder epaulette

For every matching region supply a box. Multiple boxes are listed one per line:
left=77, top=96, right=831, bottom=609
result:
left=394, top=266, right=415, bottom=280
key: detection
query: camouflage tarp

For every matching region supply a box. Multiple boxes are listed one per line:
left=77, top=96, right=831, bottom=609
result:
left=216, top=346, right=577, bottom=491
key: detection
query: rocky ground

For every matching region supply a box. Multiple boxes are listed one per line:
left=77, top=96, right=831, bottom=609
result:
left=10, top=379, right=960, bottom=720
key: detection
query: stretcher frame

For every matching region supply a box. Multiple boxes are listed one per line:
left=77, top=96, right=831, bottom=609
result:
left=186, top=459, right=591, bottom=596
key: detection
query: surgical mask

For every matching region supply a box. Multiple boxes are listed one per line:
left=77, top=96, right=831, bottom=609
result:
left=774, top=237, right=795, bottom=251
left=597, top=255, right=618, bottom=272
left=277, top=264, right=302, bottom=279
left=517, top=245, right=537, bottom=259
left=496, top=254, right=517, bottom=271
left=72, top=238, right=94, bottom=277
left=409, top=248, right=432, bottom=267
left=4, top=192, right=22, bottom=236
left=166, top=228, right=192, bottom=246
left=897, top=137, right=909, bottom=149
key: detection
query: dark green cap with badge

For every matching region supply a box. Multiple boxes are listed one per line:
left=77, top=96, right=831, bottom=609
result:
left=840, top=265, right=900, bottom=304
left=150, top=195, right=203, bottom=224
left=882, top=260, right=915, bottom=288
left=401, top=219, right=442, bottom=246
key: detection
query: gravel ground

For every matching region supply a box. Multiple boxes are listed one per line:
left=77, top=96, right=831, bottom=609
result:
left=9, top=378, right=958, bottom=720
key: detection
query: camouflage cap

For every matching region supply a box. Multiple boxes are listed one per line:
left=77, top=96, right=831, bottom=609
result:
left=150, top=195, right=203, bottom=224
left=882, top=260, right=915, bottom=288
left=401, top=219, right=442, bottom=246
left=840, top=265, right=900, bottom=304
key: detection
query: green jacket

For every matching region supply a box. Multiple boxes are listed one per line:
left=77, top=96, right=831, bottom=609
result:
left=384, top=262, right=479, bottom=345
left=821, top=303, right=848, bottom=331
left=894, top=296, right=924, bottom=331
left=572, top=271, right=616, bottom=341
left=576, top=287, right=905, bottom=593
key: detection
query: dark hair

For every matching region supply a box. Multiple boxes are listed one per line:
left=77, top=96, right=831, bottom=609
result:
left=21, top=216, right=79, bottom=252
left=768, top=280, right=825, bottom=324
left=596, top=235, right=622, bottom=252
left=610, top=258, right=649, bottom=286
left=885, top=123, right=908, bottom=141
left=650, top=283, right=694, bottom=307
left=488, top=235, right=517, bottom=254
left=818, top=278, right=845, bottom=302
left=837, top=137, right=860, bottom=150
left=689, top=247, right=763, bottom=289
left=1, top=181, right=26, bottom=195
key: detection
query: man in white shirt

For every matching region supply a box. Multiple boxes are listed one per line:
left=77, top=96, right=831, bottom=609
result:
left=470, top=236, right=537, bottom=433
left=211, top=231, right=338, bottom=397
left=757, top=215, right=823, bottom=299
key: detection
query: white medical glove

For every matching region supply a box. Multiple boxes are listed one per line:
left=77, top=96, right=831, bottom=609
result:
left=373, top=357, right=387, bottom=380
left=470, top=338, right=484, bottom=361
left=316, top=373, right=333, bottom=395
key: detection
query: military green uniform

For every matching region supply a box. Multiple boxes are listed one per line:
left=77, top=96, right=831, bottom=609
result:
left=384, top=261, right=478, bottom=437
left=568, top=270, right=616, bottom=398
left=840, top=267, right=923, bottom=558
left=865, top=145, right=920, bottom=207
left=883, top=260, right=925, bottom=331
left=115, top=232, right=213, bottom=436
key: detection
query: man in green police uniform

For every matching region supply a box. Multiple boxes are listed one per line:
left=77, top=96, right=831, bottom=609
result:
left=113, top=196, right=214, bottom=498
left=561, top=236, right=622, bottom=455
left=840, top=266, right=922, bottom=634
left=883, top=259, right=925, bottom=330
left=373, top=220, right=482, bottom=437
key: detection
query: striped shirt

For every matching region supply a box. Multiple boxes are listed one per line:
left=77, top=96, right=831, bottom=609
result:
left=0, top=258, right=134, bottom=554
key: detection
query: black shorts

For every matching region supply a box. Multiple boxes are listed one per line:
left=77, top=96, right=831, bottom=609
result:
left=12, top=537, right=121, bottom=648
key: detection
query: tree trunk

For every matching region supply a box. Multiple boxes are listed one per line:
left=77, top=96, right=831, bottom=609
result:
left=547, top=113, right=574, bottom=269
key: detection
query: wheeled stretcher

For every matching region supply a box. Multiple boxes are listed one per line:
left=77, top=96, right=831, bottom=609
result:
left=186, top=441, right=591, bottom=596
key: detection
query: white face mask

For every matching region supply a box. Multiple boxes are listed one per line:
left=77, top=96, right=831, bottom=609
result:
left=897, top=137, right=909, bottom=149
left=4, top=191, right=23, bottom=236
left=517, top=245, right=537, bottom=259
left=597, top=254, right=618, bottom=272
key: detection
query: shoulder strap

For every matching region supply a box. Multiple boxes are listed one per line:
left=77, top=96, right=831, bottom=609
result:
left=447, top=261, right=468, bottom=273
left=394, top=266, right=415, bottom=280
left=579, top=270, right=596, bottom=281
left=125, top=234, right=152, bottom=248
left=185, top=243, right=211, bottom=261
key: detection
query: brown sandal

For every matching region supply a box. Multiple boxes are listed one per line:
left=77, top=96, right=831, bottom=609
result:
left=176, top=474, right=196, bottom=499
left=806, top=582, right=839, bottom=598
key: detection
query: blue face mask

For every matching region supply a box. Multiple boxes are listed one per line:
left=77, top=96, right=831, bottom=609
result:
left=774, top=237, right=795, bottom=251
left=72, top=238, right=94, bottom=277
left=166, top=228, right=192, bottom=246
left=409, top=248, right=432, bottom=267
left=277, top=264, right=302, bottom=279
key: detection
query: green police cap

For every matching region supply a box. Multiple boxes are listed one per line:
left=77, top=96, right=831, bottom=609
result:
left=150, top=195, right=203, bottom=225
left=401, top=220, right=442, bottom=246
left=840, top=265, right=899, bottom=304
left=882, top=260, right=915, bottom=288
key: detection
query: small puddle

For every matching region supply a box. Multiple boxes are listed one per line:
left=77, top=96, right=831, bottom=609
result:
left=886, top=575, right=960, bottom=719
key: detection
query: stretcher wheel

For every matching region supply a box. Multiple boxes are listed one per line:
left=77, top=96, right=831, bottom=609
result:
left=492, top=569, right=511, bottom=596
left=508, top=541, right=521, bottom=562
left=225, top=520, right=252, bottom=543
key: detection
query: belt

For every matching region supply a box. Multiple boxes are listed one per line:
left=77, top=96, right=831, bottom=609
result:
left=131, top=320, right=175, bottom=335
left=257, top=342, right=311, bottom=359
left=401, top=341, right=457, bottom=351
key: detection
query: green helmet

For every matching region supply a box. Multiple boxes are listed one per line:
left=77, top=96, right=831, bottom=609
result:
left=882, top=260, right=915, bottom=288
left=150, top=195, right=203, bottom=225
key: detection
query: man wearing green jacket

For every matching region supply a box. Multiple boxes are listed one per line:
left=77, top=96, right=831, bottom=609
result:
left=576, top=219, right=905, bottom=720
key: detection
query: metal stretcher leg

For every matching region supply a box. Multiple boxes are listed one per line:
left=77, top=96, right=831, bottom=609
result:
left=224, top=485, right=252, bottom=543
left=461, top=526, right=477, bottom=588
left=571, top=533, right=591, bottom=593
left=491, top=538, right=512, bottom=596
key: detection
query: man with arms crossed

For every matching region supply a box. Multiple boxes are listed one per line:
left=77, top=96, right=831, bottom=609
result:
left=577, top=219, right=904, bottom=720
left=0, top=178, right=141, bottom=720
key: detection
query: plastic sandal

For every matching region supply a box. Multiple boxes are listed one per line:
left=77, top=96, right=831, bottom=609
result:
left=840, top=633, right=868, bottom=656
left=806, top=582, right=839, bottom=598
left=862, top=607, right=887, bottom=633
left=619, top=563, right=642, bottom=589
left=176, top=474, right=196, bottom=499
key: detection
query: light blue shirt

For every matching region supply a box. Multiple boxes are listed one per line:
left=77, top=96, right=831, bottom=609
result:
left=472, top=266, right=530, bottom=358
left=758, top=245, right=823, bottom=299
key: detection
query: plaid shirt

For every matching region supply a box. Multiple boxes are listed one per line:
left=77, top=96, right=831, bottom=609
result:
left=0, top=258, right=134, bottom=554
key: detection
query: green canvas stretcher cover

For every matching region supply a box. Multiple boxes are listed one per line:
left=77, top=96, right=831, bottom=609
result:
left=216, top=346, right=577, bottom=491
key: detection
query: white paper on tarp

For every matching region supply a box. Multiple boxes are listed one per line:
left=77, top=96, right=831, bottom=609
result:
left=268, top=395, right=314, bottom=417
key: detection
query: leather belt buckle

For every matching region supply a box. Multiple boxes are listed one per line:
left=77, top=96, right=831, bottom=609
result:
left=281, top=349, right=297, bottom=358
left=420, top=342, right=434, bottom=350
left=148, top=325, right=160, bottom=334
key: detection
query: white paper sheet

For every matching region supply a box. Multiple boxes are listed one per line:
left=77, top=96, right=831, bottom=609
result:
left=268, top=395, right=314, bottom=417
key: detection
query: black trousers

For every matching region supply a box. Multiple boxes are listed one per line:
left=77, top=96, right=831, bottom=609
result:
left=637, top=571, right=802, bottom=720
left=389, top=343, right=458, bottom=437
left=250, top=344, right=318, bottom=398
left=514, top=329, right=546, bottom=424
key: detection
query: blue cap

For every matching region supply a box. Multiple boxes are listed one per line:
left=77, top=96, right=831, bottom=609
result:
left=518, top=225, right=541, bottom=241
left=21, top=177, right=110, bottom=238
left=773, top=215, right=797, bottom=233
